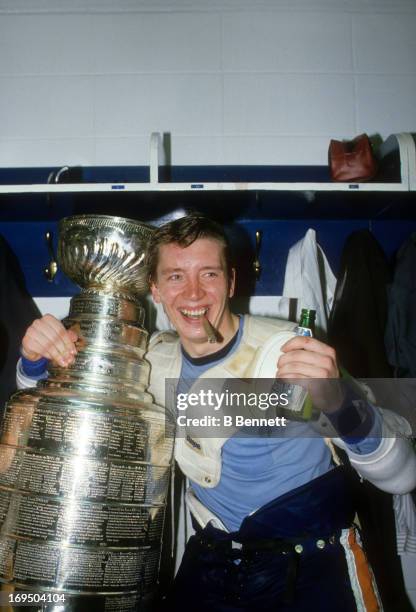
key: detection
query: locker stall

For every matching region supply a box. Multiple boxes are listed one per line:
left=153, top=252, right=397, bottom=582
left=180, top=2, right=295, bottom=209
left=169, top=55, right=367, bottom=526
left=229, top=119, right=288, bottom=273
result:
left=0, top=132, right=415, bottom=305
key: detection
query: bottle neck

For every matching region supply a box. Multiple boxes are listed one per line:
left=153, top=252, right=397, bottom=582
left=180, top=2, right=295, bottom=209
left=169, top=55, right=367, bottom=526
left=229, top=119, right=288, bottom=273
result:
left=298, top=309, right=316, bottom=334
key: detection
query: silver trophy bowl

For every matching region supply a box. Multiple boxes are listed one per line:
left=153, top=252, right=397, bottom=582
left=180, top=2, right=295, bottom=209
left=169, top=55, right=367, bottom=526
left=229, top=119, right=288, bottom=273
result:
left=57, top=214, right=153, bottom=296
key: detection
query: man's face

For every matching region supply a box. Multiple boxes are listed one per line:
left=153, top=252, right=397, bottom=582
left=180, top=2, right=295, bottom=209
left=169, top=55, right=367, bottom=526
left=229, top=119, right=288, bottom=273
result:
left=150, top=238, right=235, bottom=353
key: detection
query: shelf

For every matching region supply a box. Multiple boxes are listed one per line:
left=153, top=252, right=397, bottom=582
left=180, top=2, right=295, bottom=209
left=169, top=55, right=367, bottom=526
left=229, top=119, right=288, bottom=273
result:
left=0, top=181, right=408, bottom=194
left=0, top=132, right=413, bottom=195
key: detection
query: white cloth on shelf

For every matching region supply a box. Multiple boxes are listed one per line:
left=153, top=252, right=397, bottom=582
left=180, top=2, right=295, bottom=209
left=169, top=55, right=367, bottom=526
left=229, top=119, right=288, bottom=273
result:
left=247, top=296, right=291, bottom=320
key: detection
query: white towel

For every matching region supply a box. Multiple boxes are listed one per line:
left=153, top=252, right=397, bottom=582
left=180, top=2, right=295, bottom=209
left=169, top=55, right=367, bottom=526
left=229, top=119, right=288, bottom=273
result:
left=282, top=228, right=337, bottom=338
left=394, top=492, right=416, bottom=555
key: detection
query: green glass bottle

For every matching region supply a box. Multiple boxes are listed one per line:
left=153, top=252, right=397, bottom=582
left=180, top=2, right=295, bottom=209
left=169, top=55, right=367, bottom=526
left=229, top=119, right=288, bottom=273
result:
left=282, top=308, right=317, bottom=420
left=295, top=308, right=316, bottom=337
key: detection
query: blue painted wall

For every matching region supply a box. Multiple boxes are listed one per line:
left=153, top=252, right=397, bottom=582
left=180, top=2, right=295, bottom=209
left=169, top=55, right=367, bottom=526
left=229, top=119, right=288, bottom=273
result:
left=1, top=167, right=415, bottom=298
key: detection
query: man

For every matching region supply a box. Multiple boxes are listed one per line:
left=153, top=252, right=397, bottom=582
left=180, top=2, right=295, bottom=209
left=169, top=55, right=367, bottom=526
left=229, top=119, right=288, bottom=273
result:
left=18, top=215, right=415, bottom=611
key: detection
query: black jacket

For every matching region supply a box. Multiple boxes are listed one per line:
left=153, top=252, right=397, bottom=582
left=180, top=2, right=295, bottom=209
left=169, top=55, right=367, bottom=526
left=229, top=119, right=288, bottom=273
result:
left=0, top=235, right=40, bottom=416
left=385, top=233, right=416, bottom=377
left=328, top=229, right=392, bottom=377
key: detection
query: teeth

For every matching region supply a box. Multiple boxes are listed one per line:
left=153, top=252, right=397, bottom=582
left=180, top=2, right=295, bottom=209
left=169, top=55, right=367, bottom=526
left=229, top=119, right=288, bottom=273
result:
left=180, top=308, right=208, bottom=318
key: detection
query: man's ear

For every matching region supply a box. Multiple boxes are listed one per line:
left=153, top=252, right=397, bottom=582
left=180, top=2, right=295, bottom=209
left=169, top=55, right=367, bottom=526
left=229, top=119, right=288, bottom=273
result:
left=150, top=281, right=161, bottom=304
left=228, top=268, right=236, bottom=298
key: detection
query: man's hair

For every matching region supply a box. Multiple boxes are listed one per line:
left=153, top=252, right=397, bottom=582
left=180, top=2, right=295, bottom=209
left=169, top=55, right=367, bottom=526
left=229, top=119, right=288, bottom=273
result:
left=146, top=214, right=233, bottom=283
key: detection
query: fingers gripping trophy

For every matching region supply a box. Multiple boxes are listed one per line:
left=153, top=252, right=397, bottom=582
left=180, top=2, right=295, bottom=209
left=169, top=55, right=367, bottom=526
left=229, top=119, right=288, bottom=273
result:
left=0, top=216, right=175, bottom=611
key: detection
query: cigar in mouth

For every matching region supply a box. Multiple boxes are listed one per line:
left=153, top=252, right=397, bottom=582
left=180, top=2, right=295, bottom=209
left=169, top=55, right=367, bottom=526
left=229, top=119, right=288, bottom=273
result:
left=202, top=315, right=217, bottom=344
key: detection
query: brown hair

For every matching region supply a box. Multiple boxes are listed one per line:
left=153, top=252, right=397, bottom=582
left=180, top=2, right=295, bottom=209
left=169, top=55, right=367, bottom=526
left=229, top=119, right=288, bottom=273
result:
left=146, top=214, right=233, bottom=283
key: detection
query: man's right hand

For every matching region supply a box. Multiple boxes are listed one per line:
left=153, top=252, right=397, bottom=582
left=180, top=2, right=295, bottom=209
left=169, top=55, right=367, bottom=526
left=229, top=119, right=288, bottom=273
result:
left=21, top=314, right=78, bottom=368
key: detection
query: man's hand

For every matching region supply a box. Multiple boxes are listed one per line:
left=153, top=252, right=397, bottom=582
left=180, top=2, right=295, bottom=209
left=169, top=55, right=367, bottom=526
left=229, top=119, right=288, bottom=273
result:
left=21, top=314, right=78, bottom=368
left=277, top=336, right=344, bottom=413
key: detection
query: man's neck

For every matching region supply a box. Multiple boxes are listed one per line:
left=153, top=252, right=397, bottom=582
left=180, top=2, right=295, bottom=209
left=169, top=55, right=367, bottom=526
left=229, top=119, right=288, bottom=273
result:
left=180, top=313, right=240, bottom=358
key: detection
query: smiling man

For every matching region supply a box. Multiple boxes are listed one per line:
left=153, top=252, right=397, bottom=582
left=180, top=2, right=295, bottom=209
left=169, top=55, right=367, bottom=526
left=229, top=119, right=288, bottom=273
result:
left=16, top=214, right=416, bottom=612
left=148, top=230, right=238, bottom=356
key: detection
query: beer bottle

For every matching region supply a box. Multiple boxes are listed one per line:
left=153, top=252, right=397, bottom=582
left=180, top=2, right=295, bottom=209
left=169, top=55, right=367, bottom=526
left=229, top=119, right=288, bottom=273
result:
left=295, top=308, right=316, bottom=337
left=281, top=308, right=316, bottom=420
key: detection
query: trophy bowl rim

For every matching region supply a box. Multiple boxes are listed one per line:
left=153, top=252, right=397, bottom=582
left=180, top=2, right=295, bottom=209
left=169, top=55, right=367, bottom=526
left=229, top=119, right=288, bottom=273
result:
left=57, top=214, right=154, bottom=296
left=58, top=214, right=155, bottom=236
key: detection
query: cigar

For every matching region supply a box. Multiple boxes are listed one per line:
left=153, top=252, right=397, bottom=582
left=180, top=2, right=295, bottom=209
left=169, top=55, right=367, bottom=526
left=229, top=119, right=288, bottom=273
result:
left=202, top=316, right=217, bottom=344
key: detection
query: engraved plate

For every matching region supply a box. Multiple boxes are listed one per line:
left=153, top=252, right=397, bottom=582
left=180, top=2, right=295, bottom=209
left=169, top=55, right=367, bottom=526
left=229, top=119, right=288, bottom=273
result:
left=48, top=350, right=150, bottom=386
left=0, top=490, right=165, bottom=547
left=69, top=294, right=144, bottom=324
left=0, top=535, right=160, bottom=592
left=5, top=399, right=172, bottom=463
left=0, top=448, right=170, bottom=504
left=64, top=317, right=148, bottom=355
left=38, top=378, right=153, bottom=404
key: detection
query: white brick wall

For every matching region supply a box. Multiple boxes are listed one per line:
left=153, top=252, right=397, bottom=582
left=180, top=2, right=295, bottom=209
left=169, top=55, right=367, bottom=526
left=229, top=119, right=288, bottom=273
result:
left=0, top=0, right=415, bottom=167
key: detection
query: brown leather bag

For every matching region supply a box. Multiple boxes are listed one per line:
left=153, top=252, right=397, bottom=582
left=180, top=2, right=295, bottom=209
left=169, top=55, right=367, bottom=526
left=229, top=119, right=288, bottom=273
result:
left=328, top=134, right=378, bottom=182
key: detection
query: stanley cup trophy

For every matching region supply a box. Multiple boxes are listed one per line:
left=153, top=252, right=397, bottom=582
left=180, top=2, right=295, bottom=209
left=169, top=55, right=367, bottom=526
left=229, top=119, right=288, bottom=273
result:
left=0, top=215, right=175, bottom=611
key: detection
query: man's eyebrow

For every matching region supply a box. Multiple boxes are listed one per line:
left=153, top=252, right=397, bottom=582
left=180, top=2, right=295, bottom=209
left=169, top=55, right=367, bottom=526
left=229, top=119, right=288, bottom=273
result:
left=160, top=265, right=224, bottom=276
left=160, top=267, right=183, bottom=276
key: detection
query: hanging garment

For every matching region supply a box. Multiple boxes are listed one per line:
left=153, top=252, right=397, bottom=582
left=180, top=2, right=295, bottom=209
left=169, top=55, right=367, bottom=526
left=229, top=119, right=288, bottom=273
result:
left=394, top=491, right=416, bottom=554
left=384, top=234, right=416, bottom=559
left=328, top=229, right=413, bottom=612
left=385, top=233, right=416, bottom=377
left=0, top=235, right=40, bottom=417
left=328, top=229, right=393, bottom=377
left=282, top=228, right=337, bottom=338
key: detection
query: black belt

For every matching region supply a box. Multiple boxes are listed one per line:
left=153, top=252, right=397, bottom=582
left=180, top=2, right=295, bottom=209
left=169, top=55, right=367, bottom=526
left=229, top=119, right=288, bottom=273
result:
left=195, top=531, right=340, bottom=604
left=197, top=531, right=338, bottom=556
